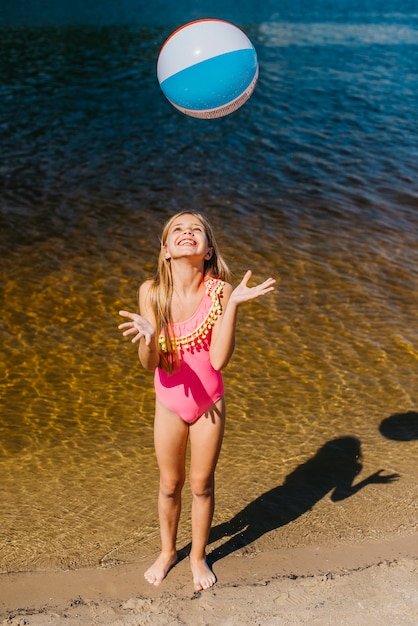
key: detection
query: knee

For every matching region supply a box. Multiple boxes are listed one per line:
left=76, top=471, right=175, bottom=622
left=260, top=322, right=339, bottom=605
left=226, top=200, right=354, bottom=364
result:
left=190, top=474, right=214, bottom=499
left=159, top=475, right=185, bottom=499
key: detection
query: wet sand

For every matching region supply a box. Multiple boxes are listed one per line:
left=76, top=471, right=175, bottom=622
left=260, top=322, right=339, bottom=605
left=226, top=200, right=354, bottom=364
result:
left=1, top=534, right=416, bottom=625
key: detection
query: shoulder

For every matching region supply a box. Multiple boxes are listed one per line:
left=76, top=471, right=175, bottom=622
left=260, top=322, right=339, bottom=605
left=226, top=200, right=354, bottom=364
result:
left=221, top=281, right=233, bottom=296
left=206, top=276, right=232, bottom=292
left=221, top=282, right=233, bottom=307
left=206, top=276, right=233, bottom=303
left=139, top=279, right=154, bottom=297
left=138, top=279, right=155, bottom=312
left=215, top=278, right=233, bottom=298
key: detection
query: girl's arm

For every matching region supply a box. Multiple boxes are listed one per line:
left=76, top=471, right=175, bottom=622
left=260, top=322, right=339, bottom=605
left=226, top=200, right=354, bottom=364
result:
left=118, top=280, right=160, bottom=372
left=331, top=469, right=400, bottom=502
left=210, top=270, right=275, bottom=371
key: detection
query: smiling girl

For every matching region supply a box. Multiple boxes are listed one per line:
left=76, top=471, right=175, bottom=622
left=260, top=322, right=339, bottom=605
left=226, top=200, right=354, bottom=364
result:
left=118, top=211, right=275, bottom=591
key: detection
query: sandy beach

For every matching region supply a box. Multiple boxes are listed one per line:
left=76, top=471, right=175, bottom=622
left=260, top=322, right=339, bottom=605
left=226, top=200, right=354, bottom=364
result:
left=1, top=534, right=416, bottom=625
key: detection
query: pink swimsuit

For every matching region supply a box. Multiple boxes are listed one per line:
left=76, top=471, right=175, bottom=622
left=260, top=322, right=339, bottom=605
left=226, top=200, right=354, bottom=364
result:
left=154, top=278, right=225, bottom=424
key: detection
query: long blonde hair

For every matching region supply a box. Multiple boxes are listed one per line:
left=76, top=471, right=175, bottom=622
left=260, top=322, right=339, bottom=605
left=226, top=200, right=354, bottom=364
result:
left=149, top=211, right=231, bottom=372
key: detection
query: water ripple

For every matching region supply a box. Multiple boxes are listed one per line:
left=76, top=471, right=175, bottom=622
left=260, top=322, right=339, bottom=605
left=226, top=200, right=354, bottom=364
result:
left=0, top=10, right=417, bottom=571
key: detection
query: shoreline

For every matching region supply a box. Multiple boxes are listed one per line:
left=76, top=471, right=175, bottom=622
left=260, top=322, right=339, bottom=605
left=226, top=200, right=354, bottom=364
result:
left=1, top=533, right=417, bottom=625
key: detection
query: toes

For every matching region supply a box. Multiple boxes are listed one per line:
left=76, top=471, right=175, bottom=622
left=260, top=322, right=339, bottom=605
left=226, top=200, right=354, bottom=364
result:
left=144, top=573, right=162, bottom=586
left=193, top=575, right=216, bottom=591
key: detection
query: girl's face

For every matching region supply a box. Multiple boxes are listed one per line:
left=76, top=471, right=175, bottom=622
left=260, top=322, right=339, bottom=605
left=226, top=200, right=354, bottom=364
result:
left=163, top=213, right=213, bottom=262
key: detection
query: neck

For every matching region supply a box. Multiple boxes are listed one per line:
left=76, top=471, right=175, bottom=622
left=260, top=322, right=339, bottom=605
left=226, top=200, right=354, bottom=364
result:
left=170, top=259, right=205, bottom=293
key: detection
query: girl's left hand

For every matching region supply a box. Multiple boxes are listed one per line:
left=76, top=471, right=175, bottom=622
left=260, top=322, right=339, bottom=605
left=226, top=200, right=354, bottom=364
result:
left=230, top=270, right=275, bottom=305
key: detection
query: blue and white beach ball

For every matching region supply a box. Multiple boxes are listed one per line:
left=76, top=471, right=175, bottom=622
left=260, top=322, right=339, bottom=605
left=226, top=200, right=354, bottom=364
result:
left=157, top=19, right=259, bottom=119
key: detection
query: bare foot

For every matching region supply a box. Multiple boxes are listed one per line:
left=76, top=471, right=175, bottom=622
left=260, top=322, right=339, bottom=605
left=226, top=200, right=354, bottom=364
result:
left=190, top=557, right=216, bottom=591
left=144, top=551, right=178, bottom=586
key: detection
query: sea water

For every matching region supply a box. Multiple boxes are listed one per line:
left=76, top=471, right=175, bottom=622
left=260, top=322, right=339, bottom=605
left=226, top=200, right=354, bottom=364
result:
left=0, top=0, right=417, bottom=571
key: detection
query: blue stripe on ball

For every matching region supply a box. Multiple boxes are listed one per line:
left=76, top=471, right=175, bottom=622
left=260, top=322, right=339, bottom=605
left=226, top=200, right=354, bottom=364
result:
left=160, top=49, right=257, bottom=111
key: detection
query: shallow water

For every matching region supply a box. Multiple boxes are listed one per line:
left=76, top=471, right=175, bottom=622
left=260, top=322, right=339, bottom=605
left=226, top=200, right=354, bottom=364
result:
left=0, top=1, right=417, bottom=571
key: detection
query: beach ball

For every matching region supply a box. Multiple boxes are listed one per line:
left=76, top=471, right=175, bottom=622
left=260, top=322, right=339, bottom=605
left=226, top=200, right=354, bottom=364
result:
left=157, top=19, right=259, bottom=119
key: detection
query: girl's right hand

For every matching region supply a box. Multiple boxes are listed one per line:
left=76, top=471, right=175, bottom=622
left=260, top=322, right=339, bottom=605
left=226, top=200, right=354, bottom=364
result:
left=118, top=310, right=156, bottom=345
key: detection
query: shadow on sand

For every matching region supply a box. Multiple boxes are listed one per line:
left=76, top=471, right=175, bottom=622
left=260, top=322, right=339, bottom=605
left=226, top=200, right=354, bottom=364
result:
left=379, top=411, right=418, bottom=441
left=200, top=435, right=399, bottom=564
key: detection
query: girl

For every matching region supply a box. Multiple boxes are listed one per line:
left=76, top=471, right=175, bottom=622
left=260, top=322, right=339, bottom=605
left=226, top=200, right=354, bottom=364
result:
left=118, top=211, right=275, bottom=591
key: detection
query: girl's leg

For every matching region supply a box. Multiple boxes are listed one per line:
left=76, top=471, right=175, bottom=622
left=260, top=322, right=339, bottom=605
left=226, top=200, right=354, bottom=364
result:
left=189, top=397, right=225, bottom=591
left=144, top=399, right=189, bottom=586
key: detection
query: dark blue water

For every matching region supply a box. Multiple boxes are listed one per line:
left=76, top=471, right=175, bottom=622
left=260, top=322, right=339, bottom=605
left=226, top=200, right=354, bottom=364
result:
left=0, top=0, right=417, bottom=571
left=1, top=1, right=418, bottom=240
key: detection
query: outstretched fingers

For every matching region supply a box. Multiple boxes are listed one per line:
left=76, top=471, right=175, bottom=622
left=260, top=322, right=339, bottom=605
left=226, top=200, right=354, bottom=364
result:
left=231, top=270, right=276, bottom=305
left=254, top=276, right=276, bottom=295
left=118, top=310, right=155, bottom=345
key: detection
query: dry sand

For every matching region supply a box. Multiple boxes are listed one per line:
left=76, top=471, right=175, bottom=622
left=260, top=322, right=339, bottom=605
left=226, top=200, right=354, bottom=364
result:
left=1, top=534, right=417, bottom=625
